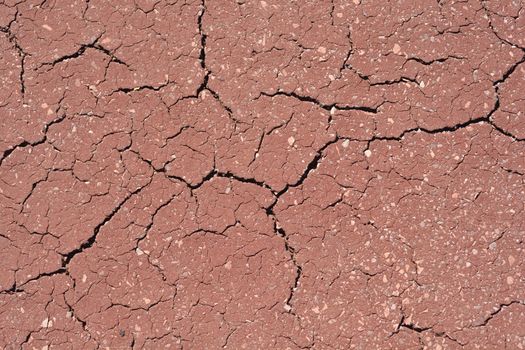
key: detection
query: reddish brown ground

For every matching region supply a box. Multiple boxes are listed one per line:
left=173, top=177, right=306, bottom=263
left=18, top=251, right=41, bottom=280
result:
left=1, top=0, right=524, bottom=349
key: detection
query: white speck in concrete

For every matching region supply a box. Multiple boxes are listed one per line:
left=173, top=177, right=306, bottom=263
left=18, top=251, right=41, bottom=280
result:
left=392, top=43, right=401, bottom=54
left=508, top=255, right=516, bottom=266
left=41, top=318, right=50, bottom=328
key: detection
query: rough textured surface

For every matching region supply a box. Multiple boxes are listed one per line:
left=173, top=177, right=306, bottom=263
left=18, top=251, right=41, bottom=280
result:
left=0, top=0, right=524, bottom=349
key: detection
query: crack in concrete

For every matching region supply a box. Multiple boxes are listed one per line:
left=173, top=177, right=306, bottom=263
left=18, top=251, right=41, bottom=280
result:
left=482, top=1, right=525, bottom=51
left=3, top=180, right=151, bottom=294
left=474, top=300, right=525, bottom=328
left=391, top=314, right=467, bottom=347
left=0, top=9, right=26, bottom=98
left=192, top=0, right=242, bottom=129
left=0, top=111, right=66, bottom=166
left=61, top=181, right=151, bottom=265
left=134, top=131, right=341, bottom=315
left=259, top=90, right=379, bottom=114
left=40, top=32, right=128, bottom=69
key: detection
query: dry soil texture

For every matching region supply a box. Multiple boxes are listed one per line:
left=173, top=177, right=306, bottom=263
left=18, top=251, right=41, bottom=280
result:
left=1, top=0, right=525, bottom=349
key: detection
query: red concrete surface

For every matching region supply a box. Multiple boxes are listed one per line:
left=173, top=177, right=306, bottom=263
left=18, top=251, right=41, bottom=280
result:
left=0, top=0, right=524, bottom=349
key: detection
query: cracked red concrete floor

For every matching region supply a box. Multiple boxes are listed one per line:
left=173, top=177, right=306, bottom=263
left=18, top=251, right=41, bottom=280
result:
left=0, top=0, right=524, bottom=349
